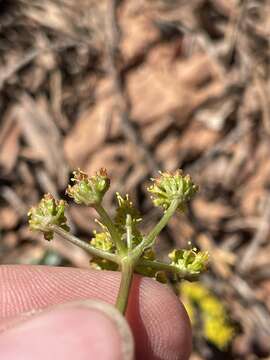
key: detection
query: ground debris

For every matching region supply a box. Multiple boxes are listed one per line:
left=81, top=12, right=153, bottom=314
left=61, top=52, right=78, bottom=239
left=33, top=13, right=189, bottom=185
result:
left=1, top=0, right=270, bottom=358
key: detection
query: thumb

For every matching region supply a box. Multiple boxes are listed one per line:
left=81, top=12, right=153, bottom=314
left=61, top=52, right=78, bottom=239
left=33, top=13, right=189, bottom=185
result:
left=0, top=300, right=134, bottom=360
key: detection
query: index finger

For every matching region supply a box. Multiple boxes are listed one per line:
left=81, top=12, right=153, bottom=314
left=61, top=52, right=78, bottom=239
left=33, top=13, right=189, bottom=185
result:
left=0, top=265, right=192, bottom=360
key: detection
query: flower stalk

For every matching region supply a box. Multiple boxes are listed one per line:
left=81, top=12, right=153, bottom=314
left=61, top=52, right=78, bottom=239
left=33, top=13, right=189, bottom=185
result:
left=94, top=203, right=126, bottom=255
left=52, top=225, right=120, bottom=264
left=116, top=258, right=134, bottom=314
left=132, top=198, right=180, bottom=260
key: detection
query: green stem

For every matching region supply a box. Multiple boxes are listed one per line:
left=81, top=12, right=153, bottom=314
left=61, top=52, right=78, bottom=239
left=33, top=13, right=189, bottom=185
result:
left=126, top=214, right=133, bottom=251
left=137, top=259, right=197, bottom=281
left=94, top=203, right=126, bottom=254
left=138, top=259, right=176, bottom=272
left=115, top=259, right=134, bottom=314
left=132, top=199, right=179, bottom=259
left=52, top=226, right=120, bottom=264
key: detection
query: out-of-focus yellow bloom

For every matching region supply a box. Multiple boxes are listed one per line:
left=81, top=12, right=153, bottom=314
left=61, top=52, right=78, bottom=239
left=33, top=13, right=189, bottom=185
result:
left=180, top=282, right=235, bottom=350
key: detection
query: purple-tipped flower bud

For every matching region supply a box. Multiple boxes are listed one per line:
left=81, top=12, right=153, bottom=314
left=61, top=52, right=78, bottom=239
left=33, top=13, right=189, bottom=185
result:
left=66, top=168, right=110, bottom=206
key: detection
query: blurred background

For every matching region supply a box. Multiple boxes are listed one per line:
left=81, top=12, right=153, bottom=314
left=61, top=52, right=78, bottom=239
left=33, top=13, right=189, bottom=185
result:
left=0, top=0, right=270, bottom=358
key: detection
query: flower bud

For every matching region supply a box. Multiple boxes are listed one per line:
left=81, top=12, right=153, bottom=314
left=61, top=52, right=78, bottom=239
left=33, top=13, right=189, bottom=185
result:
left=114, top=193, right=142, bottom=246
left=147, top=170, right=198, bottom=211
left=90, top=231, right=118, bottom=271
left=28, top=194, right=69, bottom=240
left=66, top=168, right=110, bottom=206
left=91, top=231, right=115, bottom=252
left=169, top=248, right=209, bottom=277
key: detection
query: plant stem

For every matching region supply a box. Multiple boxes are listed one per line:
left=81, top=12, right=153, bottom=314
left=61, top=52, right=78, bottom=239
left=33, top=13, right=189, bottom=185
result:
left=52, top=225, right=120, bottom=264
left=126, top=214, right=133, bottom=251
left=137, top=259, right=196, bottom=281
left=94, top=203, right=126, bottom=254
left=132, top=199, right=180, bottom=259
left=115, top=259, right=134, bottom=314
left=145, top=199, right=179, bottom=246
left=138, top=259, right=176, bottom=272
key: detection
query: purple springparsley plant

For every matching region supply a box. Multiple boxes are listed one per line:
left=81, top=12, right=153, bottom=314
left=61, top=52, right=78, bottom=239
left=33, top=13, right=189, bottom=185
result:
left=28, top=169, right=208, bottom=314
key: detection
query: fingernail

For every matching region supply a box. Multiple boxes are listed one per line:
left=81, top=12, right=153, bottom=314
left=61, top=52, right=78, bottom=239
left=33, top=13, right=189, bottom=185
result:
left=0, top=300, right=134, bottom=360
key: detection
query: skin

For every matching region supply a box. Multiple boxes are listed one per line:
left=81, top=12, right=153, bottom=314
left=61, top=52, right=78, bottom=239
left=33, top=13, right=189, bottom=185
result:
left=0, top=265, right=192, bottom=360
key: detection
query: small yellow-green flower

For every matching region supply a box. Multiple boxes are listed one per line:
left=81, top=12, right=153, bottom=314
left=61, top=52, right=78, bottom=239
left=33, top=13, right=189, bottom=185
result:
left=91, top=231, right=115, bottom=253
left=28, top=194, right=69, bottom=240
left=114, top=193, right=141, bottom=225
left=114, top=193, right=142, bottom=246
left=169, top=248, right=209, bottom=277
left=67, top=168, right=110, bottom=206
left=89, top=226, right=117, bottom=271
left=147, top=170, right=198, bottom=211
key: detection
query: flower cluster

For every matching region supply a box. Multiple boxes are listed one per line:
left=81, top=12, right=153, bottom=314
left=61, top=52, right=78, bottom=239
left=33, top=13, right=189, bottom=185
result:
left=169, top=248, right=209, bottom=278
left=90, top=193, right=144, bottom=269
left=114, top=193, right=142, bottom=246
left=91, top=230, right=115, bottom=252
left=28, top=194, right=69, bottom=240
left=28, top=168, right=209, bottom=316
left=148, top=170, right=198, bottom=211
left=66, top=168, right=110, bottom=206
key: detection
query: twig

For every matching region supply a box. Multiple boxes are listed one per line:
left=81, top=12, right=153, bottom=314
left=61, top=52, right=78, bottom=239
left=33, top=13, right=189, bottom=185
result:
left=104, top=0, right=159, bottom=174
left=0, top=40, right=78, bottom=91
left=254, top=71, right=270, bottom=136
left=187, top=121, right=251, bottom=173
left=224, top=0, right=248, bottom=64
left=239, top=195, right=270, bottom=273
left=230, top=274, right=270, bottom=337
left=204, top=273, right=270, bottom=337
left=1, top=186, right=28, bottom=217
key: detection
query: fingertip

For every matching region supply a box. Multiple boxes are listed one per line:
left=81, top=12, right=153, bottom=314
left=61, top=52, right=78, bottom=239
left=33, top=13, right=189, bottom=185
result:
left=127, top=276, right=192, bottom=360
left=0, top=300, right=134, bottom=360
left=0, top=265, right=192, bottom=360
